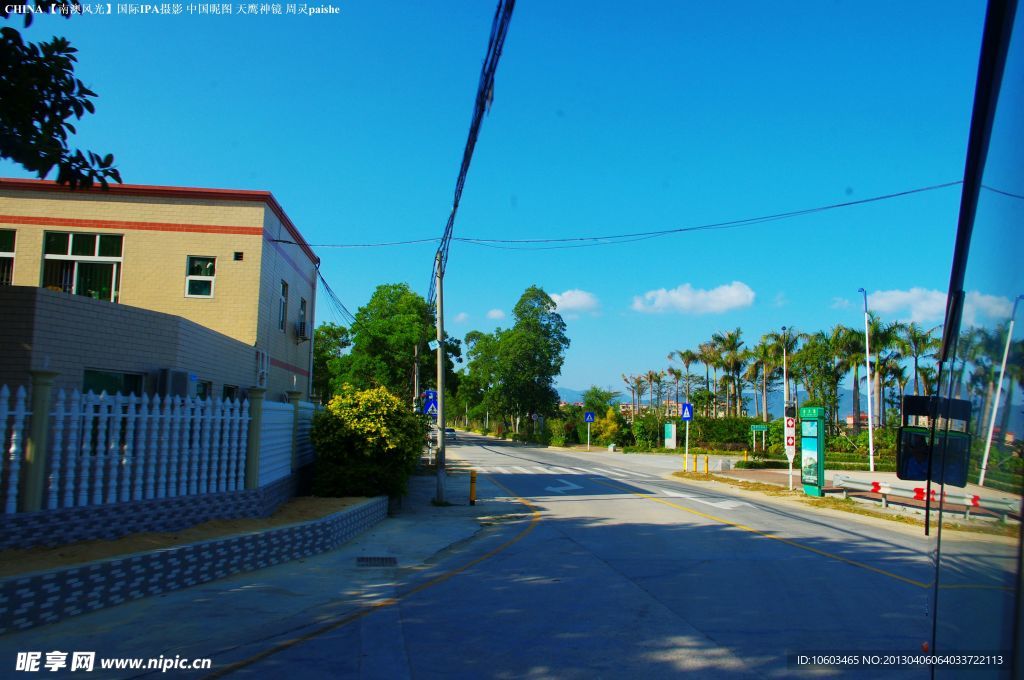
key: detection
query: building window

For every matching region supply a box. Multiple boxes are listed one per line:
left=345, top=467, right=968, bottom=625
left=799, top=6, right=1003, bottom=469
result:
left=42, top=232, right=123, bottom=302
left=278, top=280, right=288, bottom=331
left=0, top=229, right=14, bottom=286
left=83, top=369, right=143, bottom=396
left=185, top=256, right=216, bottom=298
left=222, top=385, right=240, bottom=401
left=195, top=380, right=213, bottom=400
left=298, top=298, right=307, bottom=336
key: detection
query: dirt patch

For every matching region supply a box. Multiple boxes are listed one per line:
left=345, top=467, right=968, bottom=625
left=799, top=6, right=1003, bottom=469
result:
left=0, top=496, right=367, bottom=579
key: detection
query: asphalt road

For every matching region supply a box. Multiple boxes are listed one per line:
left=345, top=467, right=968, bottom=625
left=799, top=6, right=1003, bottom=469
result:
left=1, top=433, right=1015, bottom=679
left=236, top=433, right=1017, bottom=679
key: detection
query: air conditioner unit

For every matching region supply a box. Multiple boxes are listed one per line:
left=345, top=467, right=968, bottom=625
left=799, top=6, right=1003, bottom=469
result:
left=295, top=321, right=309, bottom=340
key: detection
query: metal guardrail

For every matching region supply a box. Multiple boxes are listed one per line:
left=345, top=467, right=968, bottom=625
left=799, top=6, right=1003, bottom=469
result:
left=831, top=474, right=1020, bottom=521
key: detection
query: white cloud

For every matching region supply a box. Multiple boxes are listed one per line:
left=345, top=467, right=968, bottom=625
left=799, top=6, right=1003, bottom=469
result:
left=631, top=281, right=755, bottom=315
left=486, top=308, right=505, bottom=320
left=830, top=297, right=851, bottom=309
left=453, top=312, right=469, bottom=324
left=773, top=292, right=788, bottom=308
left=550, top=289, right=600, bottom=315
left=964, top=291, right=1013, bottom=327
left=865, top=288, right=1013, bottom=326
left=868, top=288, right=947, bottom=323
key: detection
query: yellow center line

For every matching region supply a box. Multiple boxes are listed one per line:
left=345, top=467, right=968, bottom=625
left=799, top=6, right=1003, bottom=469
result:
left=203, top=477, right=541, bottom=678
left=590, top=478, right=934, bottom=589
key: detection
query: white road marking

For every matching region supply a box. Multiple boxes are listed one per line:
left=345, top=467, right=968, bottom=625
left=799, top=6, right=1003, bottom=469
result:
left=659, top=488, right=750, bottom=510
left=550, top=467, right=578, bottom=475
left=545, top=479, right=583, bottom=494
left=610, top=467, right=654, bottom=478
left=533, top=467, right=556, bottom=474
left=589, top=467, right=629, bottom=478
left=511, top=466, right=533, bottom=474
left=492, top=467, right=510, bottom=474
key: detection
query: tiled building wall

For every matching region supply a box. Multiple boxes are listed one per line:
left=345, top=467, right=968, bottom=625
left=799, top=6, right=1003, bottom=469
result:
left=0, top=189, right=266, bottom=346
left=258, top=209, right=317, bottom=401
left=0, top=495, right=387, bottom=634
left=0, top=287, right=256, bottom=397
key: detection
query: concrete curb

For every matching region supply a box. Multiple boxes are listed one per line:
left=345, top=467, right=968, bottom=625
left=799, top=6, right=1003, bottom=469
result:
left=0, top=496, right=388, bottom=634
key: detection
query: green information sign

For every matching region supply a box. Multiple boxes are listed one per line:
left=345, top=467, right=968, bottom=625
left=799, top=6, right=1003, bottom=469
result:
left=750, top=424, right=768, bottom=432
left=799, top=407, right=826, bottom=497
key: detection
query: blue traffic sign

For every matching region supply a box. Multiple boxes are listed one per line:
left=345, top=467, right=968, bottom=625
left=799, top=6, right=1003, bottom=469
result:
left=584, top=411, right=596, bottom=423
left=680, top=403, right=694, bottom=421
left=422, top=390, right=438, bottom=418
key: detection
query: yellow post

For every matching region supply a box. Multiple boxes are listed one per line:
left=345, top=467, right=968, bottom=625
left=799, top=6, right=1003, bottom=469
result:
left=469, top=469, right=477, bottom=506
left=692, top=453, right=697, bottom=472
left=744, top=450, right=748, bottom=463
left=704, top=455, right=709, bottom=474
left=683, top=454, right=688, bottom=472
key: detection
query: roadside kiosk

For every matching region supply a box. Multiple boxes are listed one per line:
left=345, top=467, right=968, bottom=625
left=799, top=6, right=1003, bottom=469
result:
left=799, top=406, right=826, bottom=497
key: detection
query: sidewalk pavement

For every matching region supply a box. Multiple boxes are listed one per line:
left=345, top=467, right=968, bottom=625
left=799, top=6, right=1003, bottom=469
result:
left=0, top=470, right=521, bottom=677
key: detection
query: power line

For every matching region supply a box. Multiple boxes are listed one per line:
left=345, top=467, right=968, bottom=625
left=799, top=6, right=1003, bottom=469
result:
left=455, top=180, right=963, bottom=248
left=316, top=268, right=356, bottom=326
left=427, top=0, right=516, bottom=306
left=280, top=180, right=963, bottom=251
left=981, top=183, right=1024, bottom=200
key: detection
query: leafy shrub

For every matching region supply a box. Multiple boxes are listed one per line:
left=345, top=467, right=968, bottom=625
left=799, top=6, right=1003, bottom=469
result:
left=631, top=413, right=662, bottom=450
left=311, top=384, right=426, bottom=498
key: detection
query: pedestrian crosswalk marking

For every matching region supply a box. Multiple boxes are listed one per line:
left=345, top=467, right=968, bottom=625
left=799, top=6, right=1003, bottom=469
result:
left=469, top=465, right=655, bottom=480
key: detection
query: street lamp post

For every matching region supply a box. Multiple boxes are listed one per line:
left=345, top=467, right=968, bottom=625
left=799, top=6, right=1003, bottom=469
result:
left=858, top=288, right=875, bottom=473
left=781, top=326, right=789, bottom=411
left=979, top=294, right=1024, bottom=487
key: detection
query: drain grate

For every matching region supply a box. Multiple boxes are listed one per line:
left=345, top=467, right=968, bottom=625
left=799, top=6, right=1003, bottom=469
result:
left=357, top=556, right=398, bottom=567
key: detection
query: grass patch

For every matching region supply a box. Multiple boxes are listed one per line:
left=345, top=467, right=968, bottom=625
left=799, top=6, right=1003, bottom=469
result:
left=671, top=470, right=798, bottom=496
left=671, top=471, right=1019, bottom=537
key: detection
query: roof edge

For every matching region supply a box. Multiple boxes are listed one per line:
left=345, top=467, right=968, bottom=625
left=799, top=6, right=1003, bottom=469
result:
left=0, top=177, right=320, bottom=267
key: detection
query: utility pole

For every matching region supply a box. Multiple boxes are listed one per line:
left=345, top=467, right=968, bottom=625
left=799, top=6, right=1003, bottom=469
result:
left=413, top=343, right=420, bottom=412
left=980, top=294, right=1023, bottom=487
left=859, top=288, right=875, bottom=473
left=434, top=252, right=446, bottom=503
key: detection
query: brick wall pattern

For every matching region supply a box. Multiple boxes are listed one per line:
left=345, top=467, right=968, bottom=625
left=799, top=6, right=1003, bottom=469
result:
left=0, top=495, right=387, bottom=634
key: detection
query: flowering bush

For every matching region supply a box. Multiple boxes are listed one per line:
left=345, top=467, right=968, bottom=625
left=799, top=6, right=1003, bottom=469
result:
left=311, top=384, right=427, bottom=497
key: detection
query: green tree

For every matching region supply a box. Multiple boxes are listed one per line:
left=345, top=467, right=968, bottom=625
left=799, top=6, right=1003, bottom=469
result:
left=582, top=385, right=620, bottom=415
left=339, top=283, right=460, bottom=400
left=494, top=286, right=570, bottom=430
left=1, top=5, right=121, bottom=187
left=312, top=322, right=350, bottom=402
left=898, top=322, right=940, bottom=396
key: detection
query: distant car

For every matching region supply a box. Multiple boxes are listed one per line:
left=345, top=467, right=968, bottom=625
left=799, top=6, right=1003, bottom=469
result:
left=444, top=428, right=457, bottom=442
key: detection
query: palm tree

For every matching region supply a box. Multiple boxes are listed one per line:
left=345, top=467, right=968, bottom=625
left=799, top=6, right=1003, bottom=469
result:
left=866, top=313, right=900, bottom=427
left=898, top=322, right=941, bottom=396
left=668, top=349, right=699, bottom=404
left=751, top=338, right=776, bottom=422
left=766, top=328, right=801, bottom=409
left=666, top=366, right=683, bottom=415
left=697, top=341, right=717, bottom=417
left=743, top=354, right=762, bottom=418
left=832, top=325, right=866, bottom=435
left=713, top=328, right=745, bottom=416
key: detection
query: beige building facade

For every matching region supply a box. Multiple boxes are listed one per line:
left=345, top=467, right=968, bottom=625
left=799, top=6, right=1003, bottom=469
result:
left=0, top=178, right=319, bottom=400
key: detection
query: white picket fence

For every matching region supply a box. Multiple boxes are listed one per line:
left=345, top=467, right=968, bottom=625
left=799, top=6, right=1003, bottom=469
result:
left=0, top=386, right=29, bottom=514
left=1, top=386, right=250, bottom=513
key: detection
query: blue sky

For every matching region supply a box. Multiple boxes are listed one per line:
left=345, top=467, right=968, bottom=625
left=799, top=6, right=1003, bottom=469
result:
left=4, top=1, right=1022, bottom=394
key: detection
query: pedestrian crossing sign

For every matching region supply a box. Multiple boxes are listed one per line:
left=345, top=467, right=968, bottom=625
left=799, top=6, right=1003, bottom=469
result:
left=680, top=403, right=694, bottom=421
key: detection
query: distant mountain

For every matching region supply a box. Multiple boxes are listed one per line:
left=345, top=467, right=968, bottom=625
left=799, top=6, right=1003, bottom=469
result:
left=556, top=387, right=586, bottom=404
